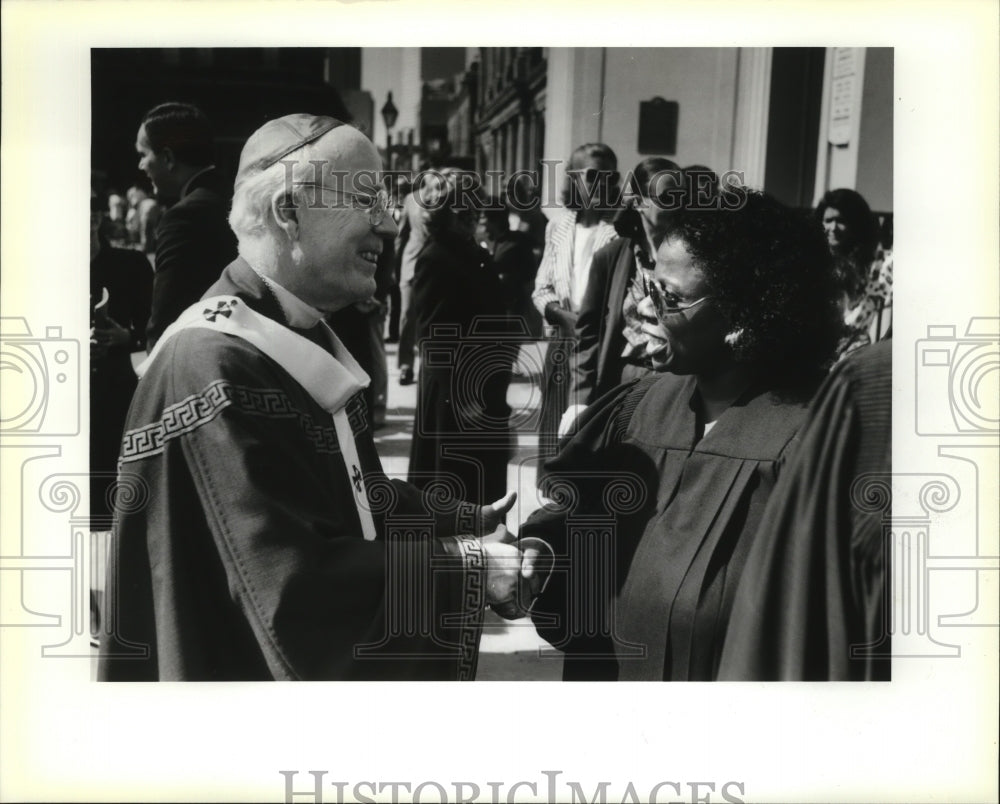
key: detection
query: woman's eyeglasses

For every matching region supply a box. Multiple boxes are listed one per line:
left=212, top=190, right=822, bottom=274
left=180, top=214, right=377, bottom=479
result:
left=299, top=184, right=394, bottom=227
left=646, top=277, right=713, bottom=319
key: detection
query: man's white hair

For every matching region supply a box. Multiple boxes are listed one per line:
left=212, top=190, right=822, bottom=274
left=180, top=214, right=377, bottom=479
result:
left=228, top=139, right=329, bottom=266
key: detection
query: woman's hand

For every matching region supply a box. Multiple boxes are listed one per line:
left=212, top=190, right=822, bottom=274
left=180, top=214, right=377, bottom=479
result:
left=480, top=526, right=553, bottom=620
left=544, top=303, right=577, bottom=338
left=636, top=296, right=670, bottom=366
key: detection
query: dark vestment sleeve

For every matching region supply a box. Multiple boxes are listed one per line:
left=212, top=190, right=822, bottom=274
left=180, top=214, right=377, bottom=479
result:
left=387, top=478, right=483, bottom=537
left=100, top=324, right=485, bottom=681
left=717, top=341, right=891, bottom=680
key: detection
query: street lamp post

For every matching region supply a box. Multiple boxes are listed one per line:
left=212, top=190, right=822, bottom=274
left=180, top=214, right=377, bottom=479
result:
left=380, top=91, right=399, bottom=171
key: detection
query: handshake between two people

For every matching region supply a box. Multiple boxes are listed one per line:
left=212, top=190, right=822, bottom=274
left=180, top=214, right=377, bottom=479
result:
left=476, top=491, right=555, bottom=621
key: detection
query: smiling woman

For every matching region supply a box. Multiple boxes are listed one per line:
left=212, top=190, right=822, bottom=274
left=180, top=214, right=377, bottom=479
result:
left=815, top=188, right=893, bottom=357
left=647, top=188, right=843, bottom=391
left=519, top=187, right=845, bottom=681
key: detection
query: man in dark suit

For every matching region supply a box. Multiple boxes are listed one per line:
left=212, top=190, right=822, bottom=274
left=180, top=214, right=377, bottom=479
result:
left=481, top=204, right=542, bottom=335
left=135, top=102, right=237, bottom=349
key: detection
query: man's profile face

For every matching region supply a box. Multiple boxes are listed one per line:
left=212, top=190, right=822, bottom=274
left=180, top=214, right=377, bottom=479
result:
left=288, top=128, right=398, bottom=313
left=135, top=124, right=177, bottom=200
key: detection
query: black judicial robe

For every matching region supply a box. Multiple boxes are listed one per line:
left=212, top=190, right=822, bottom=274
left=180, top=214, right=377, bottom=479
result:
left=99, top=259, right=487, bottom=681
left=717, top=341, right=891, bottom=680
left=521, top=372, right=815, bottom=681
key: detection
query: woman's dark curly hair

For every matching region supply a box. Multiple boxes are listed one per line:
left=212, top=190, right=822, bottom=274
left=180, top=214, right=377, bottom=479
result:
left=664, top=187, right=843, bottom=387
left=816, top=188, right=881, bottom=298
left=816, top=188, right=880, bottom=260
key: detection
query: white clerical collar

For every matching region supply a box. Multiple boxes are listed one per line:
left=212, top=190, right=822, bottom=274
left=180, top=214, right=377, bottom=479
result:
left=248, top=265, right=326, bottom=328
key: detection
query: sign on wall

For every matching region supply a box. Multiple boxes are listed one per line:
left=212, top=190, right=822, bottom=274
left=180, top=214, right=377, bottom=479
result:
left=638, top=97, right=679, bottom=155
left=829, top=47, right=858, bottom=146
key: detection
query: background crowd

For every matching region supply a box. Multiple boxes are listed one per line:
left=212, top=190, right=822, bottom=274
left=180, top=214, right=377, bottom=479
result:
left=91, top=100, right=893, bottom=681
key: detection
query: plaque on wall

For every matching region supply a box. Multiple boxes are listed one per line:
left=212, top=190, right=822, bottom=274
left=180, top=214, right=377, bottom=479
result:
left=638, top=97, right=679, bottom=155
left=828, top=47, right=858, bottom=146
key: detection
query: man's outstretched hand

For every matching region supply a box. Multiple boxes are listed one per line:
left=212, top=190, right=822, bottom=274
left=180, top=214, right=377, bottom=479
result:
left=480, top=525, right=554, bottom=620
left=477, top=491, right=517, bottom=534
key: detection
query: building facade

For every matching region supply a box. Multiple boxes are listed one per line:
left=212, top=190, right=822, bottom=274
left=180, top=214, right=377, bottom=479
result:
left=365, top=46, right=891, bottom=215
left=538, top=46, right=892, bottom=214
left=473, top=47, right=548, bottom=185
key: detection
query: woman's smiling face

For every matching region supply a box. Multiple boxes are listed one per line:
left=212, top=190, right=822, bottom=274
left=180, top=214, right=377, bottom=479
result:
left=643, top=236, right=731, bottom=376
left=821, top=205, right=854, bottom=254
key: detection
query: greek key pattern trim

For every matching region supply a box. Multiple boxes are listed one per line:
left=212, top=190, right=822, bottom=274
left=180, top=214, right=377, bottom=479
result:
left=455, top=537, right=486, bottom=681
left=347, top=393, right=369, bottom=434
left=120, top=381, right=369, bottom=463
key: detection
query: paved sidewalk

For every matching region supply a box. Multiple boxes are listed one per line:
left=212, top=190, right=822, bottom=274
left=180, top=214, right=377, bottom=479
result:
left=379, top=341, right=563, bottom=681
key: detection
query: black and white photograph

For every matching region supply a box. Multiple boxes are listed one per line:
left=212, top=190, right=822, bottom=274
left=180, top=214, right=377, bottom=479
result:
left=87, top=44, right=895, bottom=683
left=1, top=1, right=997, bottom=802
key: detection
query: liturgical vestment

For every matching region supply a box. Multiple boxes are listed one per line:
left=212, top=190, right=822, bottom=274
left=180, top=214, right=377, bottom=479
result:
left=99, top=259, right=487, bottom=681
